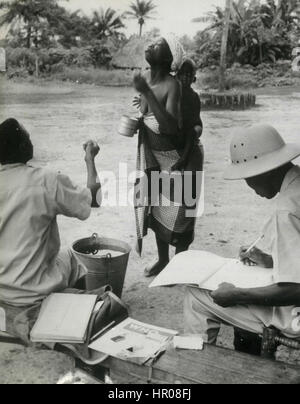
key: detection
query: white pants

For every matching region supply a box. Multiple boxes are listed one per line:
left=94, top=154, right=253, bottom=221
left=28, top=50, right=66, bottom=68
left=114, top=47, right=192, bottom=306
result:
left=184, top=287, right=300, bottom=344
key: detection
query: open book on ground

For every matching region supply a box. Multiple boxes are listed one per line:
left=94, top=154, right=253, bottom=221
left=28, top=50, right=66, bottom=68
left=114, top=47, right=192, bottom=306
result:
left=89, top=318, right=178, bottom=365
left=149, top=250, right=274, bottom=291
left=30, top=293, right=98, bottom=344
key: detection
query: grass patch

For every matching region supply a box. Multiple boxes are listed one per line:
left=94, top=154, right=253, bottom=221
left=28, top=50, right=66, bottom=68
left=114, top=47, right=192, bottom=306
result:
left=197, top=70, right=258, bottom=90
left=196, top=63, right=300, bottom=91
left=52, top=66, right=134, bottom=87
left=5, top=64, right=300, bottom=91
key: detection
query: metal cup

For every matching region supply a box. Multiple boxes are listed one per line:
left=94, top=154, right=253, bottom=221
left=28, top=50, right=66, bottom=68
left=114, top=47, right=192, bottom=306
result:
left=118, top=116, right=139, bottom=137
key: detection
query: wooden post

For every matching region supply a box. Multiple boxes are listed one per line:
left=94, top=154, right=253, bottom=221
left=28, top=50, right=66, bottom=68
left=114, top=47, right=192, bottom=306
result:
left=139, top=17, right=144, bottom=37
left=261, top=327, right=278, bottom=360
left=0, top=48, right=6, bottom=72
left=219, top=0, right=231, bottom=92
left=35, top=56, right=39, bottom=78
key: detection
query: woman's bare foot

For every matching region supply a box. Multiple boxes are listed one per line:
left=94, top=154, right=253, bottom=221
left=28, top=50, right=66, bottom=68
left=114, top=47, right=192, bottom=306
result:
left=144, top=260, right=169, bottom=278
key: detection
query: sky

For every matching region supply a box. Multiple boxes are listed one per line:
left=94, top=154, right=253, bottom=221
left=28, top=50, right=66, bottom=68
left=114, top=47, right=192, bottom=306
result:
left=0, top=0, right=226, bottom=40
left=61, top=0, right=226, bottom=38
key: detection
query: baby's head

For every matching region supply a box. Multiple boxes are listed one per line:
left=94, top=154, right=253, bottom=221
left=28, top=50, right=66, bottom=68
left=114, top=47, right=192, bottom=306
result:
left=177, top=59, right=197, bottom=88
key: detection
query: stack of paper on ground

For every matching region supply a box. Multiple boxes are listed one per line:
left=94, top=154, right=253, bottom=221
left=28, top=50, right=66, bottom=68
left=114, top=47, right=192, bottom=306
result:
left=30, top=293, right=98, bottom=344
left=150, top=250, right=274, bottom=291
left=173, top=335, right=204, bottom=351
left=89, top=318, right=178, bottom=365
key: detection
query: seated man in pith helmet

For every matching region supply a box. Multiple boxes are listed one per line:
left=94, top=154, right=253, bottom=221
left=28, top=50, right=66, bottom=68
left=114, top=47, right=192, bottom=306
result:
left=0, top=118, right=102, bottom=308
left=184, top=124, right=300, bottom=355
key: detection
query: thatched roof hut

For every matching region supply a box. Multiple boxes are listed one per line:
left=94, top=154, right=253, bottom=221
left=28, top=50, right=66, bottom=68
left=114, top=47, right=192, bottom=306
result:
left=112, top=35, right=150, bottom=70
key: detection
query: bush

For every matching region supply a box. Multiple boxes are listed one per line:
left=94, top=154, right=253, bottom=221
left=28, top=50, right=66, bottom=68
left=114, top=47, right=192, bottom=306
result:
left=196, top=62, right=299, bottom=91
left=85, top=40, right=113, bottom=68
left=38, top=47, right=93, bottom=70
left=193, top=31, right=222, bottom=68
left=198, top=70, right=257, bottom=90
left=7, top=66, right=30, bottom=79
left=6, top=47, right=37, bottom=72
left=6, top=45, right=112, bottom=76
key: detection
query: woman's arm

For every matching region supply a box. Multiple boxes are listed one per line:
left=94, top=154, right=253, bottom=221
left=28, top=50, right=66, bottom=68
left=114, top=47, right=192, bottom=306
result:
left=133, top=73, right=180, bottom=135
left=181, top=131, right=194, bottom=162
left=192, top=94, right=203, bottom=131
left=171, top=129, right=195, bottom=171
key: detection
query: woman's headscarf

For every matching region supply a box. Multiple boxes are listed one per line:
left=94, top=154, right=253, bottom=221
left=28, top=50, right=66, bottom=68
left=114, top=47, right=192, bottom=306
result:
left=163, top=33, right=185, bottom=72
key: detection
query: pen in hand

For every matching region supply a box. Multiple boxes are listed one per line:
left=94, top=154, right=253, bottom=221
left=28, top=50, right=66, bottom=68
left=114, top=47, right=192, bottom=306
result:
left=244, top=235, right=264, bottom=255
left=239, top=235, right=265, bottom=266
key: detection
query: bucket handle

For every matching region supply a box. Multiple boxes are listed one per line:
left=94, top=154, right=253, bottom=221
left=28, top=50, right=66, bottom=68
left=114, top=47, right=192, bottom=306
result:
left=90, top=234, right=113, bottom=261
left=91, top=233, right=100, bottom=255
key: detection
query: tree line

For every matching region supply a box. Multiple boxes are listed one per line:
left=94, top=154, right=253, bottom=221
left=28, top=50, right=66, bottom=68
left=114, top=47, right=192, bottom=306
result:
left=192, top=0, right=300, bottom=68
left=0, top=0, right=299, bottom=73
left=0, top=0, right=157, bottom=49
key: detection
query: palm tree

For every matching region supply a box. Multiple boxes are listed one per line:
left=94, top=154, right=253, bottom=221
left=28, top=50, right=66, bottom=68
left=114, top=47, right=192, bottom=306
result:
left=55, top=10, right=91, bottom=48
left=0, top=0, right=61, bottom=48
left=274, top=0, right=299, bottom=27
left=126, top=0, right=157, bottom=37
left=193, top=0, right=234, bottom=91
left=92, top=8, right=125, bottom=40
left=194, top=0, right=299, bottom=85
left=296, top=0, right=300, bottom=18
left=219, top=0, right=232, bottom=91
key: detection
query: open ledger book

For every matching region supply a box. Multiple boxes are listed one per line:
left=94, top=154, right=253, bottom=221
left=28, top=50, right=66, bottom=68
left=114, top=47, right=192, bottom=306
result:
left=89, top=318, right=178, bottom=365
left=150, top=250, right=274, bottom=290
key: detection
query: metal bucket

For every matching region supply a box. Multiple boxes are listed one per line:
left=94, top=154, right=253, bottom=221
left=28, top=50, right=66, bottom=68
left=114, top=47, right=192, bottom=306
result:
left=72, top=234, right=131, bottom=298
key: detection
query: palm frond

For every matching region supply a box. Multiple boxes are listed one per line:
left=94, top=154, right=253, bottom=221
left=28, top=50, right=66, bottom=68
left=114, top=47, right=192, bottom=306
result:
left=126, top=0, right=157, bottom=19
left=92, top=7, right=125, bottom=39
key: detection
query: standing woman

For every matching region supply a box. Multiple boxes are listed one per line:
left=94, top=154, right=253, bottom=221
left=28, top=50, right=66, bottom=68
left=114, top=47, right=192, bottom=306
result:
left=133, top=35, right=202, bottom=277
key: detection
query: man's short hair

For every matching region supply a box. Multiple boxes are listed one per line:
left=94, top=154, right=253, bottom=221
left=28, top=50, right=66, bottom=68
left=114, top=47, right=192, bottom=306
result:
left=0, top=118, right=33, bottom=165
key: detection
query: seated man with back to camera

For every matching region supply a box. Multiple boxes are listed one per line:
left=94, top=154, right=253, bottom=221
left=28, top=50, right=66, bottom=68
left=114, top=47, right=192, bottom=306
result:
left=0, top=118, right=102, bottom=340
left=184, top=125, right=300, bottom=355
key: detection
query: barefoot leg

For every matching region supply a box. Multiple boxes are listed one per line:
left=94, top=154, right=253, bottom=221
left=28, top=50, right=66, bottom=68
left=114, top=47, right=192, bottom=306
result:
left=144, top=233, right=169, bottom=277
left=176, top=238, right=191, bottom=255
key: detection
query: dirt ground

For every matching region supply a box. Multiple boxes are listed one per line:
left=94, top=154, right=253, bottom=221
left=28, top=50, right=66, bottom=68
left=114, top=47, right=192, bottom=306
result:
left=0, top=77, right=300, bottom=383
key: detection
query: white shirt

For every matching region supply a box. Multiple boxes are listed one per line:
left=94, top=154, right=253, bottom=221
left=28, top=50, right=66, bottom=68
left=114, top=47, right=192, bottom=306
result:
left=263, top=165, right=300, bottom=336
left=0, top=164, right=91, bottom=306
left=264, top=165, right=300, bottom=284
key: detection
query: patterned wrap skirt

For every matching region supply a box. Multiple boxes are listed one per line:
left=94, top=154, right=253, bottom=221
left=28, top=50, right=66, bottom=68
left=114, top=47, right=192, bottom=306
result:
left=134, top=113, right=204, bottom=254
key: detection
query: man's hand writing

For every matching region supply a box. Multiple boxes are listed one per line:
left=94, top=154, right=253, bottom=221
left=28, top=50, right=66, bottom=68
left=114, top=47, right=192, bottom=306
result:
left=239, top=246, right=273, bottom=268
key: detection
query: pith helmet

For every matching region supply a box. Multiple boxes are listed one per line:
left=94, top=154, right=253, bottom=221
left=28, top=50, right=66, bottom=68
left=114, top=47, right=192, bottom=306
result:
left=224, top=125, right=300, bottom=180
